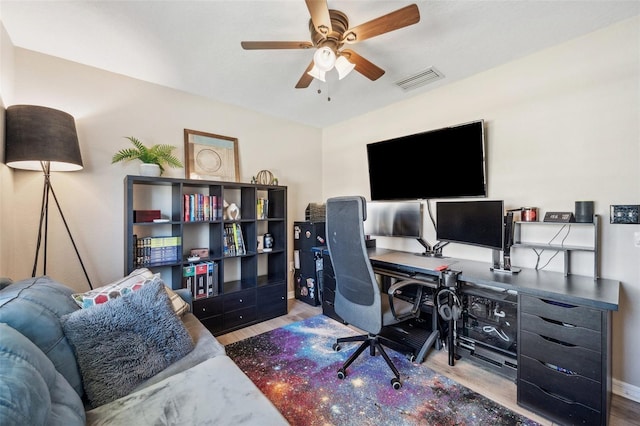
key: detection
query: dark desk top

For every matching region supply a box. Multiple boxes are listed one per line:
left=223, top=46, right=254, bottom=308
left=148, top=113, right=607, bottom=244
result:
left=314, top=246, right=619, bottom=311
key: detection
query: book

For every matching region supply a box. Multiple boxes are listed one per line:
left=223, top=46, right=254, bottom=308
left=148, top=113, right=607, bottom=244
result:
left=194, top=263, right=208, bottom=299
left=232, top=223, right=246, bottom=255
left=206, top=261, right=218, bottom=297
left=182, top=265, right=196, bottom=296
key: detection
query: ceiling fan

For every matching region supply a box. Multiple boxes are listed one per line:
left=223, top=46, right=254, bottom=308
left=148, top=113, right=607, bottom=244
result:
left=241, top=0, right=420, bottom=88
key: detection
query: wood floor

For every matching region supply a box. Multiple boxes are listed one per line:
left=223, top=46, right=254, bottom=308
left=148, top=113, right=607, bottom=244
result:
left=217, top=299, right=640, bottom=426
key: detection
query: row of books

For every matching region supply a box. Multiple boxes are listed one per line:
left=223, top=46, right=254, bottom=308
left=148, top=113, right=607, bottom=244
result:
left=184, top=194, right=221, bottom=222
left=223, top=223, right=246, bottom=256
left=182, top=261, right=218, bottom=299
left=134, top=235, right=181, bottom=267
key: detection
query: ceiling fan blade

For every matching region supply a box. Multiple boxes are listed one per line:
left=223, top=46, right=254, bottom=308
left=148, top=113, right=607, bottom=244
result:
left=295, top=61, right=315, bottom=89
left=241, top=41, right=313, bottom=50
left=342, top=4, right=420, bottom=44
left=305, top=0, right=332, bottom=37
left=341, top=49, right=385, bottom=81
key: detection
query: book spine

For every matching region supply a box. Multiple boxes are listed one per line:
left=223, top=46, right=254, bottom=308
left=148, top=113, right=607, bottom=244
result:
left=195, top=263, right=208, bottom=299
left=184, top=194, right=190, bottom=222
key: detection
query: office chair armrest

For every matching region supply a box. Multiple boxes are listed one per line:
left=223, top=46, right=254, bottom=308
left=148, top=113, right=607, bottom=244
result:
left=387, top=279, right=435, bottom=322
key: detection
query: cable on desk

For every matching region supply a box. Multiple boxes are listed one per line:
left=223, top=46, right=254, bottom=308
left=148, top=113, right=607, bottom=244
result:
left=482, top=325, right=510, bottom=342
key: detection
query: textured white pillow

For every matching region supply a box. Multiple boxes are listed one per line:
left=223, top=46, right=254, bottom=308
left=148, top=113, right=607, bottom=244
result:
left=72, top=268, right=189, bottom=315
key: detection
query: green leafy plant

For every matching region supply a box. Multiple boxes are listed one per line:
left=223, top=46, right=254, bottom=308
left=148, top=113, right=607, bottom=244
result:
left=112, top=136, right=183, bottom=173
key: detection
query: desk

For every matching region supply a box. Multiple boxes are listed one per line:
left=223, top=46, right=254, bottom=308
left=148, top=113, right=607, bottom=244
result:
left=318, top=246, right=620, bottom=426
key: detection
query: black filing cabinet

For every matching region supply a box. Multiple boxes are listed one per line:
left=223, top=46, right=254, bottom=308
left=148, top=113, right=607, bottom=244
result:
left=517, top=294, right=612, bottom=425
left=293, top=221, right=325, bottom=306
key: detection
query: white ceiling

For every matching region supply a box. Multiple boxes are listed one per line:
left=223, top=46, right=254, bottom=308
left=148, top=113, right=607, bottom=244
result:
left=1, top=1, right=638, bottom=128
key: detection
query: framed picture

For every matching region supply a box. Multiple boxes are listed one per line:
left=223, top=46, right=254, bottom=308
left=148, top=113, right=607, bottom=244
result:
left=184, top=129, right=239, bottom=181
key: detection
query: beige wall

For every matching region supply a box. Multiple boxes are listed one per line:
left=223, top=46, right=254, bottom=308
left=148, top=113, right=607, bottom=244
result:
left=0, top=36, right=323, bottom=291
left=1, top=16, right=639, bottom=397
left=323, top=16, right=640, bottom=397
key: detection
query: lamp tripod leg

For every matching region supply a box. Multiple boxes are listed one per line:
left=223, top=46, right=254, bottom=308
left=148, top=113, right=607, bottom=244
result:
left=32, top=175, right=49, bottom=277
left=32, top=164, right=93, bottom=290
left=46, top=175, right=93, bottom=289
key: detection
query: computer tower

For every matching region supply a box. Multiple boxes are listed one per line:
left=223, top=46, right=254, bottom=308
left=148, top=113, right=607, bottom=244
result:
left=456, top=282, right=518, bottom=381
left=293, top=221, right=326, bottom=306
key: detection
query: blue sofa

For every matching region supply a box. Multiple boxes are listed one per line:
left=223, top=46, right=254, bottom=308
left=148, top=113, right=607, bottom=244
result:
left=0, top=275, right=288, bottom=425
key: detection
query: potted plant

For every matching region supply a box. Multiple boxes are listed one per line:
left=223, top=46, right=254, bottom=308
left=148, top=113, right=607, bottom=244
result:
left=112, top=136, right=183, bottom=176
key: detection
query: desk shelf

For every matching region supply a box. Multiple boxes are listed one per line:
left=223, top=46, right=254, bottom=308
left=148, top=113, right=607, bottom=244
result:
left=511, top=215, right=599, bottom=279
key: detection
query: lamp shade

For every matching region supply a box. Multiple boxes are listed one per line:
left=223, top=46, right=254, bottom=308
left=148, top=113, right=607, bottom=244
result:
left=335, top=56, right=356, bottom=80
left=312, top=46, right=336, bottom=72
left=5, top=105, right=83, bottom=171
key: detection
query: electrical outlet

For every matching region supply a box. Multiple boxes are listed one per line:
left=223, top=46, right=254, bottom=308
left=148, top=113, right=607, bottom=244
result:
left=610, top=205, right=640, bottom=224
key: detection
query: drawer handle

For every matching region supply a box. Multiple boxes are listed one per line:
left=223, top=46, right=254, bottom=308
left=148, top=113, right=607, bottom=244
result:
left=239, top=299, right=243, bottom=303
left=541, top=335, right=575, bottom=347
left=542, top=360, right=577, bottom=376
left=540, top=298, right=577, bottom=309
left=541, top=316, right=577, bottom=328
left=538, top=385, right=575, bottom=404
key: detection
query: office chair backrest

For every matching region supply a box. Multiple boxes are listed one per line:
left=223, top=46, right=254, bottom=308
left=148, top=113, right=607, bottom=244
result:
left=326, top=196, right=382, bottom=335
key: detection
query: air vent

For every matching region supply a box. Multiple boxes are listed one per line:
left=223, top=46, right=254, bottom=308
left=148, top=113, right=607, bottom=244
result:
left=395, top=67, right=444, bottom=91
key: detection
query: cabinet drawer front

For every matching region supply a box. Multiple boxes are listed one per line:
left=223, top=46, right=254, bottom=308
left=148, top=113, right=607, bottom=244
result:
left=258, top=299, right=287, bottom=320
left=198, top=314, right=224, bottom=335
left=518, top=380, right=601, bottom=426
left=519, top=354, right=601, bottom=410
left=520, top=295, right=601, bottom=331
left=521, top=312, right=601, bottom=352
left=224, top=290, right=257, bottom=311
left=224, top=306, right=257, bottom=329
left=258, top=285, right=286, bottom=304
left=193, top=297, right=223, bottom=318
left=520, top=330, right=601, bottom=382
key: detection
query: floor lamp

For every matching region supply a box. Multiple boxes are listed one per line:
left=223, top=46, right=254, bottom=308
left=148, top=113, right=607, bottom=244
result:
left=5, top=105, right=93, bottom=289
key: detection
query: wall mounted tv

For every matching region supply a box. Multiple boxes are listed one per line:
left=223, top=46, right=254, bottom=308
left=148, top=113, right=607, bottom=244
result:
left=366, top=120, right=487, bottom=201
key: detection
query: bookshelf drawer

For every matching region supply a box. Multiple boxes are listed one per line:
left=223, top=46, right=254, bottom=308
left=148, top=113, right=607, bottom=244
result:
left=224, top=289, right=256, bottom=312
left=224, top=306, right=257, bottom=329
left=193, top=297, right=223, bottom=318
left=198, top=314, right=224, bottom=335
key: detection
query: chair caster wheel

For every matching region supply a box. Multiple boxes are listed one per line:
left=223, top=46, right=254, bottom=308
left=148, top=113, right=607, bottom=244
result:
left=333, top=343, right=341, bottom=352
left=407, top=354, right=416, bottom=362
left=337, top=369, right=346, bottom=380
left=391, top=378, right=402, bottom=389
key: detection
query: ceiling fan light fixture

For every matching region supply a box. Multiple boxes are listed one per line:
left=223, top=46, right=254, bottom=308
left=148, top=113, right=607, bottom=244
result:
left=312, top=46, right=336, bottom=72
left=335, top=56, right=355, bottom=80
left=307, top=65, right=326, bottom=82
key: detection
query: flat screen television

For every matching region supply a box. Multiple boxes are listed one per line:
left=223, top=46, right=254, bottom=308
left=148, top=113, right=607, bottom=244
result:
left=363, top=201, right=422, bottom=238
left=436, top=200, right=504, bottom=251
left=367, top=120, right=487, bottom=201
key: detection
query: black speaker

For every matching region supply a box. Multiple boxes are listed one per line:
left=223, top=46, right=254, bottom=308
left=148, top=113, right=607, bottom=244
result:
left=575, top=201, right=594, bottom=223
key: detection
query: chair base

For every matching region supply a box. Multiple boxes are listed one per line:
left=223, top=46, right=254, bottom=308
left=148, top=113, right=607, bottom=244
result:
left=333, top=333, right=415, bottom=389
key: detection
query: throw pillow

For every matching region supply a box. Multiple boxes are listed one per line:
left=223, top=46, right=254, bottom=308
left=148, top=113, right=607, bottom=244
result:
left=71, top=268, right=154, bottom=308
left=60, top=279, right=195, bottom=408
left=71, top=268, right=190, bottom=315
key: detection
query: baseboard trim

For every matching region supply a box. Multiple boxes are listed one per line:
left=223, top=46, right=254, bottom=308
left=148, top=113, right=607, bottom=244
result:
left=613, top=378, right=640, bottom=403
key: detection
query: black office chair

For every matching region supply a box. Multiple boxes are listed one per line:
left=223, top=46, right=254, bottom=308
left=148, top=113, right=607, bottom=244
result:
left=326, top=196, right=436, bottom=389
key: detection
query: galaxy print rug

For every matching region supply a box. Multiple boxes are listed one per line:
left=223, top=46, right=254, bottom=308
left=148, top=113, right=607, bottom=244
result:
left=225, top=315, right=541, bottom=426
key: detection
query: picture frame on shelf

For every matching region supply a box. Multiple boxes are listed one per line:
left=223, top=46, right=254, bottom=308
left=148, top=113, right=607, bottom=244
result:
left=184, top=129, right=239, bottom=181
